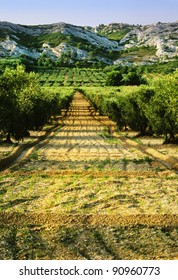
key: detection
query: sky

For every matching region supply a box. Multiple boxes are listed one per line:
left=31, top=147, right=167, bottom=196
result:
left=0, top=0, right=178, bottom=26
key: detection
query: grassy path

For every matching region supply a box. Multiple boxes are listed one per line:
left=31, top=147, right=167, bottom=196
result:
left=8, top=92, right=172, bottom=172
left=0, top=92, right=178, bottom=259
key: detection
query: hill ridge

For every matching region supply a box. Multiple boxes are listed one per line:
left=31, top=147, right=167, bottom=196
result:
left=0, top=20, right=177, bottom=66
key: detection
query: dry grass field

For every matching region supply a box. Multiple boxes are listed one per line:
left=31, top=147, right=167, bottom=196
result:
left=0, top=92, right=178, bottom=260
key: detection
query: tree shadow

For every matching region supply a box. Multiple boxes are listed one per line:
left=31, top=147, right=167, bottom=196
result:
left=0, top=196, right=39, bottom=210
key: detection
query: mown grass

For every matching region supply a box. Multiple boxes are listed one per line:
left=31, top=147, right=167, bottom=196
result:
left=0, top=224, right=177, bottom=259
left=0, top=170, right=177, bottom=214
left=0, top=90, right=177, bottom=260
left=0, top=167, right=177, bottom=260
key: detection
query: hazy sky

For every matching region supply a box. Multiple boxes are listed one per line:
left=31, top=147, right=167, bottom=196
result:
left=0, top=0, right=178, bottom=26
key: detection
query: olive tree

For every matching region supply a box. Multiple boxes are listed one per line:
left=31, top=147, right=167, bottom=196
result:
left=0, top=66, right=47, bottom=142
left=146, top=72, right=178, bottom=143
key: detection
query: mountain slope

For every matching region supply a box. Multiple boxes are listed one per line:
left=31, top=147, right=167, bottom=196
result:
left=0, top=21, right=177, bottom=66
left=98, top=22, right=178, bottom=64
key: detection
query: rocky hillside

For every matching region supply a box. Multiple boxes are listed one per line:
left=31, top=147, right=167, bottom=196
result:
left=97, top=22, right=178, bottom=65
left=0, top=21, right=177, bottom=66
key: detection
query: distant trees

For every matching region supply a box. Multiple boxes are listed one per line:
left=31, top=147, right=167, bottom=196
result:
left=106, top=66, right=146, bottom=86
left=37, top=53, right=54, bottom=68
left=106, top=71, right=123, bottom=86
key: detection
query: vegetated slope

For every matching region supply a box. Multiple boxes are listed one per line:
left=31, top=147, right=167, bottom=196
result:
left=0, top=21, right=177, bottom=65
left=0, top=92, right=178, bottom=260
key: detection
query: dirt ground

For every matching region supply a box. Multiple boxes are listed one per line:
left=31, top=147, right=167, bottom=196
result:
left=9, top=92, right=175, bottom=172
left=0, top=92, right=178, bottom=260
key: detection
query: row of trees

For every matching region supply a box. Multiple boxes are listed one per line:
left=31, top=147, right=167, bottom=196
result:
left=0, top=66, right=73, bottom=143
left=83, top=71, right=178, bottom=143
left=37, top=52, right=106, bottom=69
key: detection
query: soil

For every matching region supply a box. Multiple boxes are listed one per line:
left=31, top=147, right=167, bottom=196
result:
left=8, top=92, right=174, bottom=172
left=0, top=92, right=177, bottom=260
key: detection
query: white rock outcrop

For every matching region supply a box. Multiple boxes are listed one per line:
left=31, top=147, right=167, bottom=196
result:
left=0, top=21, right=177, bottom=64
left=120, top=22, right=178, bottom=60
left=0, top=38, right=40, bottom=59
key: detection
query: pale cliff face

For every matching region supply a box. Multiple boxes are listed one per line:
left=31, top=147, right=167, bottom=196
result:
left=0, top=21, right=177, bottom=65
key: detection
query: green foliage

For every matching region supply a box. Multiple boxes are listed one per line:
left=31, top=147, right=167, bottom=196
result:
left=0, top=58, right=22, bottom=74
left=82, top=71, right=178, bottom=143
left=106, top=66, right=146, bottom=86
left=119, top=46, right=157, bottom=63
left=106, top=71, right=123, bottom=86
left=145, top=60, right=178, bottom=74
left=146, top=72, right=178, bottom=143
left=122, top=71, right=146, bottom=85
left=124, top=45, right=157, bottom=55
left=107, top=30, right=131, bottom=41
left=125, top=85, right=155, bottom=134
left=37, top=68, right=107, bottom=87
left=107, top=96, right=128, bottom=129
left=0, top=28, right=12, bottom=42
left=123, top=92, right=148, bottom=134
left=37, top=33, right=68, bottom=48
left=0, top=66, right=74, bottom=142
left=0, top=65, right=34, bottom=141
left=98, top=25, right=133, bottom=42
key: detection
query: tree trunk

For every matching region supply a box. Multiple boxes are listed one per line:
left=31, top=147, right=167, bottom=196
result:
left=5, top=132, right=13, bottom=144
left=169, top=132, right=175, bottom=143
left=164, top=132, right=175, bottom=144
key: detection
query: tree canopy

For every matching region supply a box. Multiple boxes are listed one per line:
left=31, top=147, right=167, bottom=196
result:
left=0, top=66, right=73, bottom=143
